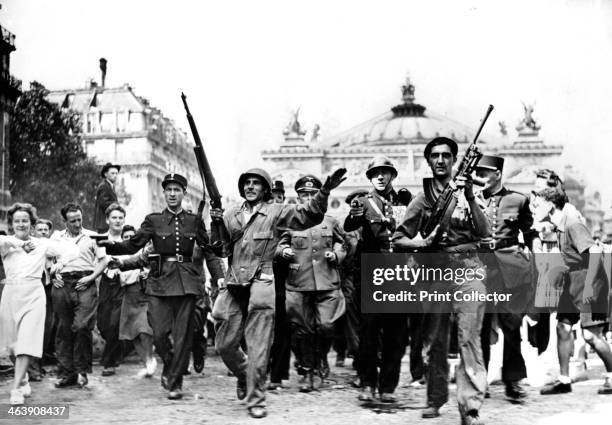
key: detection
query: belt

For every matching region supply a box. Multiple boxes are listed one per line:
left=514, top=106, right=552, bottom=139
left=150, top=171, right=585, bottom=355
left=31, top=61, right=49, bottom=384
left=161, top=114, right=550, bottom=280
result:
left=162, top=255, right=193, bottom=263
left=61, top=270, right=93, bottom=278
left=478, top=238, right=519, bottom=251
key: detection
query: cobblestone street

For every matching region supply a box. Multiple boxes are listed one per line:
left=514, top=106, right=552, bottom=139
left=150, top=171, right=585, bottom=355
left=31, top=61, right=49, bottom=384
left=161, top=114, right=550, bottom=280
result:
left=2, top=334, right=612, bottom=425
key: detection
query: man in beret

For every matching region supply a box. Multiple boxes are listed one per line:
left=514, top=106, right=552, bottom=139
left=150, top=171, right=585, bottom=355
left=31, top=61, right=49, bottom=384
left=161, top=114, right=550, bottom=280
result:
left=276, top=175, right=347, bottom=392
left=392, top=137, right=490, bottom=425
left=210, top=167, right=347, bottom=419
left=94, top=163, right=120, bottom=234
left=475, top=155, right=537, bottom=401
left=344, top=155, right=412, bottom=404
left=99, top=173, right=212, bottom=400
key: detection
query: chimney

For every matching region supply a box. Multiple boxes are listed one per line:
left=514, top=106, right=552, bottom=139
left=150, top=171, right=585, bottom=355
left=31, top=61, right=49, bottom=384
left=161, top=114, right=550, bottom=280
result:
left=99, top=58, right=107, bottom=88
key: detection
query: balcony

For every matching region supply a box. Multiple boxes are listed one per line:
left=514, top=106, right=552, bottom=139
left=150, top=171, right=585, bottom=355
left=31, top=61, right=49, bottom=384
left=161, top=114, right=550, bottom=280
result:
left=0, top=24, right=16, bottom=51
left=0, top=70, right=21, bottom=101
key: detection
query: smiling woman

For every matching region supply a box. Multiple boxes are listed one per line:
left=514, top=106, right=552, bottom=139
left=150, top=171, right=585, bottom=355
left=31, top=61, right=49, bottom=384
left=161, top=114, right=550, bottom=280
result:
left=0, top=203, right=78, bottom=407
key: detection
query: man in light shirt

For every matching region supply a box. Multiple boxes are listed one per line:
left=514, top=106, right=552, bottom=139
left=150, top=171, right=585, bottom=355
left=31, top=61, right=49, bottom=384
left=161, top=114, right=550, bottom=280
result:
left=51, top=203, right=108, bottom=388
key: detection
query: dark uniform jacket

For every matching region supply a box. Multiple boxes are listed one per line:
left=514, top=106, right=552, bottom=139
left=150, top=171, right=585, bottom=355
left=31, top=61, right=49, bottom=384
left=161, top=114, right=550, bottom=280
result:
left=106, top=208, right=209, bottom=297
left=344, top=188, right=410, bottom=253
left=276, top=215, right=347, bottom=292
left=482, top=186, right=536, bottom=290
left=94, top=180, right=118, bottom=232
left=214, top=190, right=328, bottom=286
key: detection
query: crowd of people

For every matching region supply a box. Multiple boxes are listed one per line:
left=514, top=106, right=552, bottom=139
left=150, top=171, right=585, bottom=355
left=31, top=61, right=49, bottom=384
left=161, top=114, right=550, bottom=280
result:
left=0, top=138, right=611, bottom=424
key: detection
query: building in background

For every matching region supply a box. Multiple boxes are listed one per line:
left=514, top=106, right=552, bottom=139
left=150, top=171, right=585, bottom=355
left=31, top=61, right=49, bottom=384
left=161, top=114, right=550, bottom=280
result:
left=0, top=14, right=20, bottom=231
left=262, top=77, right=565, bottom=218
left=47, top=60, right=204, bottom=226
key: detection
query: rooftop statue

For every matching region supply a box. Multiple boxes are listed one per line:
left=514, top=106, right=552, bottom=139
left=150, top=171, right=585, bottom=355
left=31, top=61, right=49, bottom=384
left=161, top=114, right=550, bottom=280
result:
left=516, top=102, right=541, bottom=132
left=284, top=107, right=307, bottom=136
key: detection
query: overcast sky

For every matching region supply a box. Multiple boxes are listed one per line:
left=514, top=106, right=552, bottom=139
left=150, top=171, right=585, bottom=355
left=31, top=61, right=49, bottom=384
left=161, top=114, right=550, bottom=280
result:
left=3, top=0, right=612, bottom=206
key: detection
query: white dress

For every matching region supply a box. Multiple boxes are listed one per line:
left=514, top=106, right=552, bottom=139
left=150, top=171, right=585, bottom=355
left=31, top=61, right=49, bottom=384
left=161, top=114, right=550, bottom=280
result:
left=0, top=236, right=77, bottom=357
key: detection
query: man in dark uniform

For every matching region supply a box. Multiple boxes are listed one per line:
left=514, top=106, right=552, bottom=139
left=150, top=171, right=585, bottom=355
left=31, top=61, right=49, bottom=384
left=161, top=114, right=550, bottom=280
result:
left=392, top=137, right=490, bottom=425
left=268, top=179, right=292, bottom=390
left=100, top=173, right=210, bottom=400
left=94, top=163, right=120, bottom=234
left=475, top=155, right=537, bottom=401
left=344, top=155, right=412, bottom=403
left=276, top=175, right=347, bottom=392
left=210, top=167, right=346, bottom=419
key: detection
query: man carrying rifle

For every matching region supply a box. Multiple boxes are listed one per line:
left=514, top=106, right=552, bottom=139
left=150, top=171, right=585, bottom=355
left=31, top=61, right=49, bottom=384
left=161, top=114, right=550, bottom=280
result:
left=98, top=173, right=210, bottom=400
left=210, top=167, right=346, bottom=419
left=392, top=137, right=490, bottom=425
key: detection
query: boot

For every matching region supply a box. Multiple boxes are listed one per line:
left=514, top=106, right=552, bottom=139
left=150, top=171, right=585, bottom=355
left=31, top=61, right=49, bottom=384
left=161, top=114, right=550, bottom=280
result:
left=299, top=370, right=315, bottom=393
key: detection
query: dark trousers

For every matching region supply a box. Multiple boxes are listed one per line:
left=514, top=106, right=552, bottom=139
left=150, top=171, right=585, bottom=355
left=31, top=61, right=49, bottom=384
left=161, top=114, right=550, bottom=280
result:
left=269, top=292, right=291, bottom=382
left=148, top=295, right=196, bottom=391
left=359, top=313, right=408, bottom=394
left=191, top=297, right=208, bottom=369
left=408, top=312, right=425, bottom=380
left=42, top=283, right=57, bottom=363
left=481, top=312, right=526, bottom=382
left=98, top=280, right=124, bottom=368
left=52, top=275, right=98, bottom=376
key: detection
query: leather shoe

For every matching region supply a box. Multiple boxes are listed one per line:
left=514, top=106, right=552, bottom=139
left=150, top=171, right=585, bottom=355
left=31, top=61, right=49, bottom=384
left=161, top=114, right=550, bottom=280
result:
left=193, top=356, right=204, bottom=374
left=421, top=406, right=440, bottom=418
left=357, top=386, right=375, bottom=402
left=167, top=390, right=183, bottom=400
left=380, top=392, right=397, bottom=403
left=540, top=380, right=571, bottom=395
left=598, top=377, right=612, bottom=395
left=236, top=379, right=247, bottom=400
left=248, top=407, right=267, bottom=419
left=462, top=410, right=484, bottom=425
left=102, top=367, right=115, bottom=377
left=299, top=373, right=315, bottom=393
left=505, top=381, right=527, bottom=399
left=55, top=374, right=78, bottom=388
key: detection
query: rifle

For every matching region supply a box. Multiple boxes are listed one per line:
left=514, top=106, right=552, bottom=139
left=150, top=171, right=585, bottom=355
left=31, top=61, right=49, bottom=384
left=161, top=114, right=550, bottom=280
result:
left=420, top=104, right=494, bottom=240
left=181, top=93, right=224, bottom=253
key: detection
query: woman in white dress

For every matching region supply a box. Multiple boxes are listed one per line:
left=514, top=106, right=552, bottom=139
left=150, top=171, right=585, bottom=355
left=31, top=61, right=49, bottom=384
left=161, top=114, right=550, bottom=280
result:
left=0, top=203, right=77, bottom=405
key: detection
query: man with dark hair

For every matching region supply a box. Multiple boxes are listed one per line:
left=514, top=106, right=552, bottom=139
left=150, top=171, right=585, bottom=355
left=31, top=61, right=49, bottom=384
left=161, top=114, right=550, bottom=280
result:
left=100, top=174, right=218, bottom=400
left=392, top=137, right=490, bottom=425
left=97, top=203, right=127, bottom=376
left=210, top=167, right=346, bottom=419
left=94, top=163, right=120, bottom=234
left=344, top=156, right=412, bottom=404
left=52, top=203, right=107, bottom=388
left=475, top=155, right=537, bottom=401
left=537, top=186, right=612, bottom=396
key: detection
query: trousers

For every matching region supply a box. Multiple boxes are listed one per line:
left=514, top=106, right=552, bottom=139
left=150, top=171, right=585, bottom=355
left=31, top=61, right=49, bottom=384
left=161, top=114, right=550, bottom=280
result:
left=52, top=274, right=98, bottom=375
left=422, top=277, right=487, bottom=416
left=98, top=278, right=124, bottom=368
left=147, top=295, right=195, bottom=391
left=213, top=277, right=276, bottom=409
left=481, top=311, right=526, bottom=382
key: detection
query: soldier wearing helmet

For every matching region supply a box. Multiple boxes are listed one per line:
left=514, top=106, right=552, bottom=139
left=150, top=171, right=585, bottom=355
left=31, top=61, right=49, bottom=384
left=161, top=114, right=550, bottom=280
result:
left=275, top=175, right=347, bottom=392
left=210, top=166, right=347, bottom=419
left=343, top=155, right=412, bottom=404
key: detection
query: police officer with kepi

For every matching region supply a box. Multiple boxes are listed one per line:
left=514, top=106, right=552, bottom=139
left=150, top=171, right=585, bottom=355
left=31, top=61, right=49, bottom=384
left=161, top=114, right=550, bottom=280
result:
left=475, top=155, right=537, bottom=401
left=99, top=173, right=210, bottom=400
left=276, top=175, right=347, bottom=392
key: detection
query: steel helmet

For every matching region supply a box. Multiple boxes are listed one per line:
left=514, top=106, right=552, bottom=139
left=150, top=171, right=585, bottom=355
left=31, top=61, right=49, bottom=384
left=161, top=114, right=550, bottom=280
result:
left=238, top=168, right=273, bottom=201
left=365, top=155, right=398, bottom=179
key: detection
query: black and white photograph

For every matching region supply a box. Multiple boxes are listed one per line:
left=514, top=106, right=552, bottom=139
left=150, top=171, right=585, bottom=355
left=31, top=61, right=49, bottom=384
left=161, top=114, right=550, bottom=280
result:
left=1, top=0, right=612, bottom=424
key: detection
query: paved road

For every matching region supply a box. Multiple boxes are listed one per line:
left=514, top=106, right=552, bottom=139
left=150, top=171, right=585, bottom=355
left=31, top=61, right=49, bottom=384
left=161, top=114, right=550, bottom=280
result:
left=1, top=347, right=610, bottom=425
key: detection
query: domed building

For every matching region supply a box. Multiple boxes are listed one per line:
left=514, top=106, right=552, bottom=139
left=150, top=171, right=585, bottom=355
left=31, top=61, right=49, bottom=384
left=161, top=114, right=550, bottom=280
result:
left=261, top=78, right=564, bottom=217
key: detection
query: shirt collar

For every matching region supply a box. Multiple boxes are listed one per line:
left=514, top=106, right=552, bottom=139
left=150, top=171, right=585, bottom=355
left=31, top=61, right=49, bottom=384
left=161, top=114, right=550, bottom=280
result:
left=166, top=207, right=184, bottom=224
left=483, top=185, right=506, bottom=200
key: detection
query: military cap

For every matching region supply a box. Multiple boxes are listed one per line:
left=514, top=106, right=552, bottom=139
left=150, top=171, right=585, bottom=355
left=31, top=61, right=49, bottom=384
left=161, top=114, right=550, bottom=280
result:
left=100, top=162, right=121, bottom=178
left=238, top=168, right=273, bottom=201
left=161, top=173, right=188, bottom=190
left=476, top=155, right=504, bottom=172
left=345, top=189, right=369, bottom=205
left=365, top=155, right=398, bottom=179
left=294, top=175, right=322, bottom=193
left=272, top=180, right=285, bottom=193
left=424, top=137, right=458, bottom=158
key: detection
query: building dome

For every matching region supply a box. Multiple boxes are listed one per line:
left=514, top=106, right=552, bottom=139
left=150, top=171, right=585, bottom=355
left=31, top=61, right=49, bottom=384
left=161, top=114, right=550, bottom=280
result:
left=323, top=78, right=486, bottom=149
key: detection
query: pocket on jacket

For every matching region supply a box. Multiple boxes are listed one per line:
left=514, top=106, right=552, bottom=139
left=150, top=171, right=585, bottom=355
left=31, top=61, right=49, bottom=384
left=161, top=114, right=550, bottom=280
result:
left=253, top=231, right=273, bottom=256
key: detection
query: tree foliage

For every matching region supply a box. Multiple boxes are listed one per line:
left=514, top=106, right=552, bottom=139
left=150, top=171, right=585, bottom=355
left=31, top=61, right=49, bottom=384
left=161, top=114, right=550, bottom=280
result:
left=10, top=81, right=99, bottom=229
